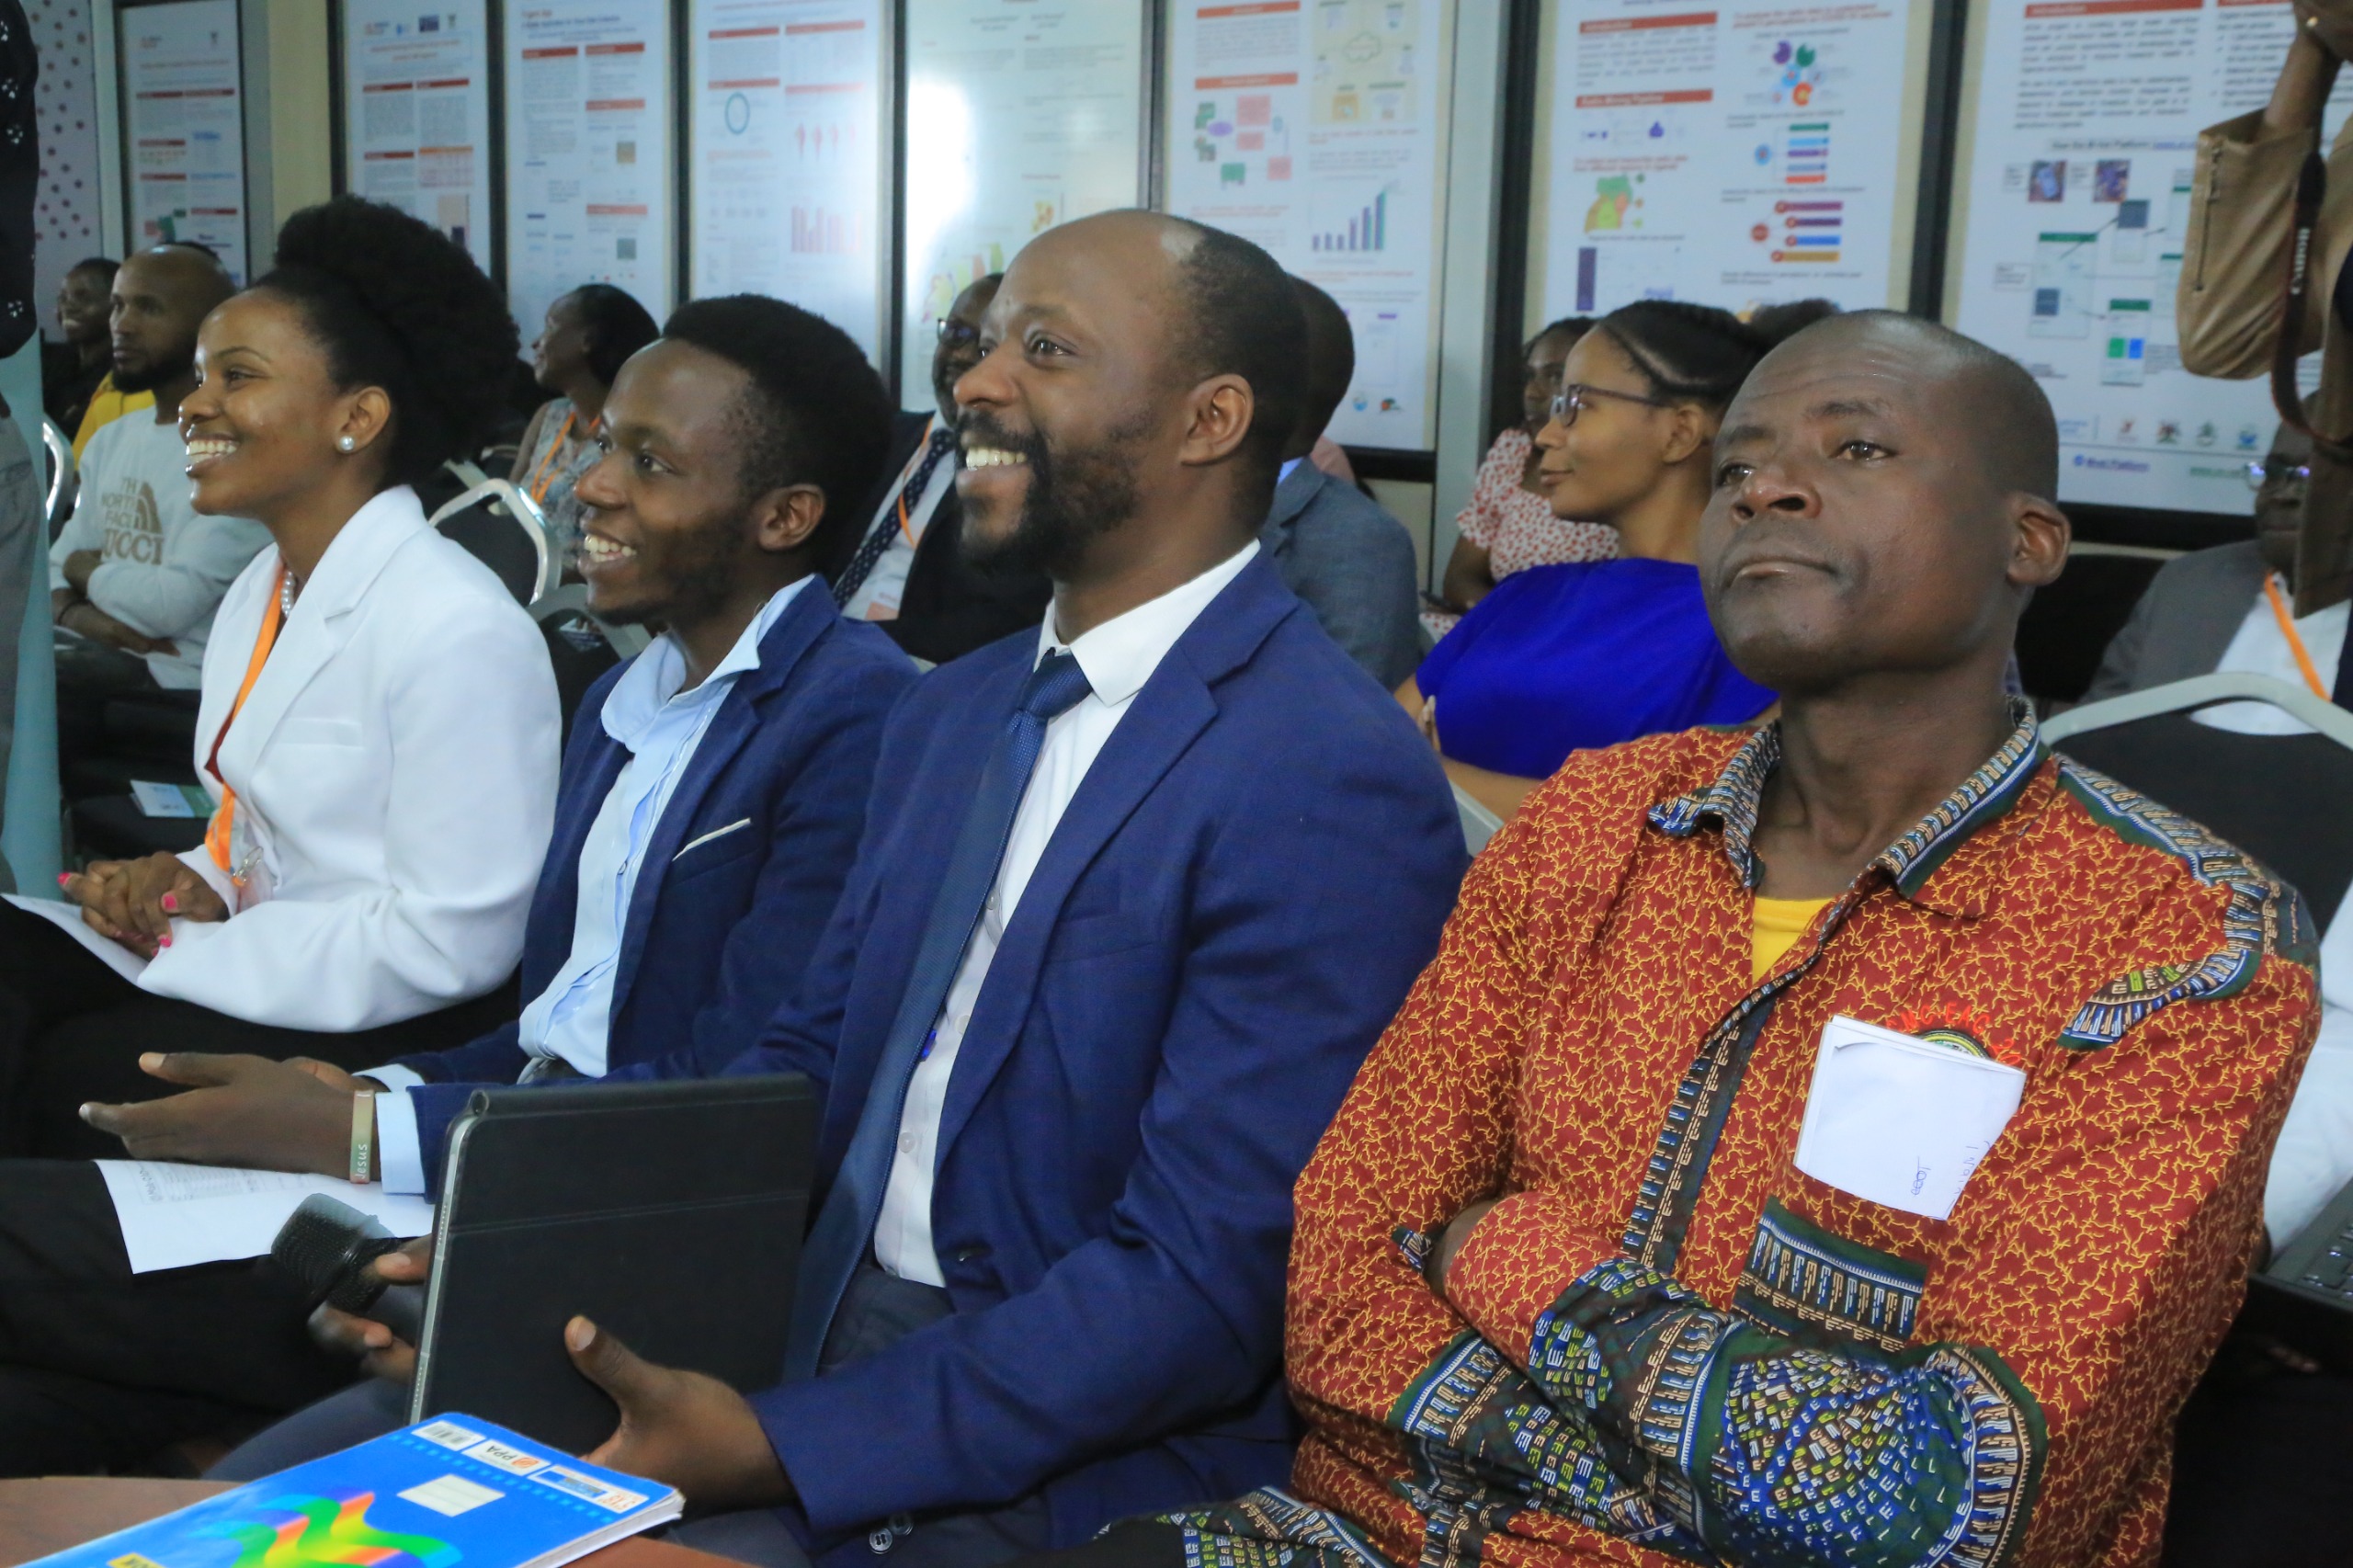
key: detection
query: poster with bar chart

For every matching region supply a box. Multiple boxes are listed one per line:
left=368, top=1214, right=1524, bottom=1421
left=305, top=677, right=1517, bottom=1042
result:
left=689, top=0, right=887, bottom=363
left=1536, top=0, right=1923, bottom=323
left=340, top=0, right=493, bottom=275
left=1165, top=0, right=1453, bottom=449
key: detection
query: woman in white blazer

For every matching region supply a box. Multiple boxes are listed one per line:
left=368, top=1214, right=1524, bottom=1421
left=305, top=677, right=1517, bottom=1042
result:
left=0, top=199, right=561, bottom=1154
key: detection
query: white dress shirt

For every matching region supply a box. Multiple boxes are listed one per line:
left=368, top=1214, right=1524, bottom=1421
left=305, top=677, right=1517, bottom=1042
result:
left=843, top=415, right=959, bottom=622
left=870, top=541, right=1261, bottom=1284
left=2176, top=574, right=2353, bottom=1244
left=371, top=578, right=812, bottom=1195
left=2191, top=575, right=2348, bottom=736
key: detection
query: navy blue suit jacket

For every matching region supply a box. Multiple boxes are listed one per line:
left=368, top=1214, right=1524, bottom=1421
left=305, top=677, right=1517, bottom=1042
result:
left=699, top=554, right=1466, bottom=1553
left=392, top=582, right=916, bottom=1183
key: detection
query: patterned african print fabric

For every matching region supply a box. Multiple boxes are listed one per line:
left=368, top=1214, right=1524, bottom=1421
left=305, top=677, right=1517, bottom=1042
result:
left=1166, top=701, right=2318, bottom=1568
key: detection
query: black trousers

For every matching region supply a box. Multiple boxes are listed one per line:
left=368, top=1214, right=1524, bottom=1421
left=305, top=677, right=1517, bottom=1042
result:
left=0, top=1159, right=355, bottom=1474
left=0, top=899, right=516, bottom=1158
left=52, top=637, right=160, bottom=784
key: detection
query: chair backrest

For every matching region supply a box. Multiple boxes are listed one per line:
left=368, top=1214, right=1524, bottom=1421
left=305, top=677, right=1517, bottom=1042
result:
left=1455, top=782, right=1504, bottom=858
left=532, top=585, right=651, bottom=745
left=428, top=478, right=558, bottom=605
left=2044, top=673, right=2353, bottom=929
left=40, top=417, right=74, bottom=538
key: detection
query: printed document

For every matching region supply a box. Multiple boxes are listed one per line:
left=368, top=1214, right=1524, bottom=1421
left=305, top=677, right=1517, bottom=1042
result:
left=98, top=1160, right=435, bottom=1273
left=1793, top=1013, right=2027, bottom=1221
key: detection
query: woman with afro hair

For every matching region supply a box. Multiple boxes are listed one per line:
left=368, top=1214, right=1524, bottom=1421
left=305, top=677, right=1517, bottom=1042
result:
left=0, top=196, right=562, bottom=1153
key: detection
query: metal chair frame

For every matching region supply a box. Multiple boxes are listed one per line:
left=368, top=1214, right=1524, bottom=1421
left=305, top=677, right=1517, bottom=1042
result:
left=427, top=477, right=562, bottom=604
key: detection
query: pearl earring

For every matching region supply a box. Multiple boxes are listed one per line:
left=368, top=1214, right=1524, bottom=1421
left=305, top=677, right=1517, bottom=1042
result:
left=337, top=436, right=356, bottom=452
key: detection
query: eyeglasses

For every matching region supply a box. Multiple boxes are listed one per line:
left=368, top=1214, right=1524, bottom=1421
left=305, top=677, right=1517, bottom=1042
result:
left=935, top=318, right=982, bottom=350
left=1549, top=382, right=1675, bottom=426
left=2246, top=458, right=2313, bottom=492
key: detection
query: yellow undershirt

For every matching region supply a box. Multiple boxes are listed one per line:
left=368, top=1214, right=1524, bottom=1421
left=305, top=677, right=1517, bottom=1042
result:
left=1752, top=895, right=1832, bottom=981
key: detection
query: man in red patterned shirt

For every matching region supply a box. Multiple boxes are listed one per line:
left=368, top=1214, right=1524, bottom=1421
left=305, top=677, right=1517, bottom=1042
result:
left=1012, top=312, right=2322, bottom=1568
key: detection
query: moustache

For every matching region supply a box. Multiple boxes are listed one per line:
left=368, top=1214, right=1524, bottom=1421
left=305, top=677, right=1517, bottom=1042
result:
left=956, top=412, right=1048, bottom=467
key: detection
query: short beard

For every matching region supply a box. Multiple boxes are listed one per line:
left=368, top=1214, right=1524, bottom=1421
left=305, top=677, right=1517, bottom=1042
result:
left=958, top=411, right=1148, bottom=578
left=595, top=512, right=744, bottom=630
left=110, top=350, right=193, bottom=395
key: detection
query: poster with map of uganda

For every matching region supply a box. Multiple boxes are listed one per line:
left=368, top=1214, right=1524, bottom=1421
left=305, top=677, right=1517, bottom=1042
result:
left=1540, top=0, right=1921, bottom=321
left=1165, top=0, right=1452, bottom=449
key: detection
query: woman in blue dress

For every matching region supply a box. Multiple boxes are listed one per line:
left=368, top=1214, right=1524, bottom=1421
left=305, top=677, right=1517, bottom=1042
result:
left=1399, top=300, right=1813, bottom=820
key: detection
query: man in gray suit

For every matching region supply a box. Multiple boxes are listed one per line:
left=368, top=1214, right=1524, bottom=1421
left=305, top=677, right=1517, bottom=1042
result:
left=1257, top=278, right=1421, bottom=689
left=2086, top=424, right=2341, bottom=699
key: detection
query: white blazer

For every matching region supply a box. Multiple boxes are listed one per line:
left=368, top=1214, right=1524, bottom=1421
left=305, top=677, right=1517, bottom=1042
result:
left=140, top=486, right=561, bottom=1031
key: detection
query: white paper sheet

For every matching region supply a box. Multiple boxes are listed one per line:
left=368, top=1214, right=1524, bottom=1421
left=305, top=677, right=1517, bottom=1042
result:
left=3, top=892, right=148, bottom=983
left=1792, top=1014, right=2027, bottom=1221
left=97, top=1160, right=436, bottom=1274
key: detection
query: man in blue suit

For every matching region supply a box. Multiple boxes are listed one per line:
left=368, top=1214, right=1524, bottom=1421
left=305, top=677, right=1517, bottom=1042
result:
left=0, top=297, right=914, bottom=1476
left=549, top=212, right=1468, bottom=1568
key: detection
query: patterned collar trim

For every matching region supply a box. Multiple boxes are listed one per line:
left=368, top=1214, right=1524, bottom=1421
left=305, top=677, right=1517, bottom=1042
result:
left=1648, top=697, right=2046, bottom=900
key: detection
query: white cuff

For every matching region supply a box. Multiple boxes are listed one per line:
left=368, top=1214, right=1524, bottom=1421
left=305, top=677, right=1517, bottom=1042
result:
left=375, top=1086, right=428, bottom=1197
left=358, top=1063, right=426, bottom=1093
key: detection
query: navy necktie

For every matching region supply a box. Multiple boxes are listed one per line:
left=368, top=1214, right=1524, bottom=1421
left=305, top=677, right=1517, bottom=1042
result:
left=784, top=649, right=1095, bottom=1378
left=834, top=425, right=957, bottom=608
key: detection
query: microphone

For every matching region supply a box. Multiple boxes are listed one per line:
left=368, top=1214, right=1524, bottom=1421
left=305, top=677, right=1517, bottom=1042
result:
left=269, top=1193, right=426, bottom=1346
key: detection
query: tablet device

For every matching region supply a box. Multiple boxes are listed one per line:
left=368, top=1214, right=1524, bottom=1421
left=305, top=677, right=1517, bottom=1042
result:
left=408, top=1074, right=818, bottom=1452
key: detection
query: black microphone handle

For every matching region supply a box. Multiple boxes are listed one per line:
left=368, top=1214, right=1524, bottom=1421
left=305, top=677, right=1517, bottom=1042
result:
left=370, top=1281, right=426, bottom=1346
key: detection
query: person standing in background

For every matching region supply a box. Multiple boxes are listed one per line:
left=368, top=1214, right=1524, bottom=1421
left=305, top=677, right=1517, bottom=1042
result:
left=49, top=244, right=264, bottom=778
left=1425, top=316, right=1616, bottom=638
left=43, top=257, right=115, bottom=441
left=0, top=0, right=40, bottom=893
left=513, top=284, right=660, bottom=573
left=830, top=272, right=1052, bottom=663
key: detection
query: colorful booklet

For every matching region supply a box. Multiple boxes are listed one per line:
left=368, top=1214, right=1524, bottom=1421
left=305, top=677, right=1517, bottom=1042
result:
left=31, top=1416, right=682, bottom=1568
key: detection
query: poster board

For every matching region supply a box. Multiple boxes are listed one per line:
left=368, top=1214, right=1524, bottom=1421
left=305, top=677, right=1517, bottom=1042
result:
left=503, top=0, right=676, bottom=341
left=339, top=0, right=494, bottom=274
left=898, top=0, right=1149, bottom=404
left=1527, top=0, right=1932, bottom=325
left=119, top=0, right=249, bottom=281
left=1948, top=0, right=2349, bottom=516
left=688, top=0, right=889, bottom=362
left=1164, top=0, right=1454, bottom=450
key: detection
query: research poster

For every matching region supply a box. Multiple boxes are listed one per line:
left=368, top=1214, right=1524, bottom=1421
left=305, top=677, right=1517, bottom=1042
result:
left=119, top=0, right=249, bottom=282
left=899, top=0, right=1146, bottom=402
left=1540, top=0, right=1920, bottom=320
left=1166, top=0, right=1451, bottom=449
left=504, top=0, right=675, bottom=340
left=1952, top=0, right=2350, bottom=514
left=689, top=0, right=888, bottom=362
left=340, top=0, right=493, bottom=274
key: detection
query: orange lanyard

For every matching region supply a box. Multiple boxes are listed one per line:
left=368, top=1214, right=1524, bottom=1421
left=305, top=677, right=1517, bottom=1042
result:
left=203, top=564, right=287, bottom=879
left=2263, top=573, right=2331, bottom=701
left=894, top=415, right=938, bottom=545
left=524, top=410, right=580, bottom=505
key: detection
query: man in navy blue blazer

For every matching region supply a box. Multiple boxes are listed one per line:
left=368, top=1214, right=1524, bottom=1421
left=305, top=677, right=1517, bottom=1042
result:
left=0, top=298, right=913, bottom=1477
left=550, top=213, right=1468, bottom=1568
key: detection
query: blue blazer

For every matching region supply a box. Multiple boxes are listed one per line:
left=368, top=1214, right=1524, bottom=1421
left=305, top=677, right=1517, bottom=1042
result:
left=393, top=582, right=916, bottom=1183
left=701, top=554, right=1466, bottom=1556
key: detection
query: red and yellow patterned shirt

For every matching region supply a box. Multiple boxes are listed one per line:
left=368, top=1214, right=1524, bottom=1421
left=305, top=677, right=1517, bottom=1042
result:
left=1168, top=705, right=2318, bottom=1568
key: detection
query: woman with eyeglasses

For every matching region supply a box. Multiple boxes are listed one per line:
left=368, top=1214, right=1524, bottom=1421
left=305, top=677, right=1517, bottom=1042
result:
left=1399, top=301, right=1790, bottom=820
left=513, top=283, right=660, bottom=573
left=1427, top=317, right=1619, bottom=636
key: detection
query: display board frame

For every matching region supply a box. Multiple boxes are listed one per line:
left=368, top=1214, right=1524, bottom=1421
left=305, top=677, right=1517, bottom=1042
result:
left=894, top=0, right=1155, bottom=405
left=499, top=0, right=680, bottom=344
left=330, top=0, right=501, bottom=283
left=115, top=0, right=253, bottom=283
left=686, top=0, right=893, bottom=366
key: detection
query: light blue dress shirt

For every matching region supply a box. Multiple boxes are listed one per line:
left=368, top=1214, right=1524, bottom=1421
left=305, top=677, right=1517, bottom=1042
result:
left=370, top=577, right=811, bottom=1193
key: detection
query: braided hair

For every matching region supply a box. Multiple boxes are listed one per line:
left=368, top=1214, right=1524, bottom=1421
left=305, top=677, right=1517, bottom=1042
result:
left=1589, top=300, right=1802, bottom=411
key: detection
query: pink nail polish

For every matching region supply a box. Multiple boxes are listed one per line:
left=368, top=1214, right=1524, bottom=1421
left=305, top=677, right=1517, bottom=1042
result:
left=160, top=892, right=177, bottom=913
left=158, top=936, right=171, bottom=949
left=55, top=873, right=69, bottom=888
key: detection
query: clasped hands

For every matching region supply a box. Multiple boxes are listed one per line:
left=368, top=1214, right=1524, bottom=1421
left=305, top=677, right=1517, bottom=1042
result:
left=62, top=853, right=226, bottom=959
left=52, top=555, right=179, bottom=658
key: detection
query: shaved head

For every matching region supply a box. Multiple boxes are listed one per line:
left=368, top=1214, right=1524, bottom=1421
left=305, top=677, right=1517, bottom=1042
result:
left=1288, top=276, right=1353, bottom=457
left=110, top=243, right=238, bottom=395
left=1699, top=311, right=2069, bottom=698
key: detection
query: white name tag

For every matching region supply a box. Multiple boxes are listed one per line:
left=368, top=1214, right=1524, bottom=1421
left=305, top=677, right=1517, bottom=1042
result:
left=1793, top=1014, right=2027, bottom=1221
